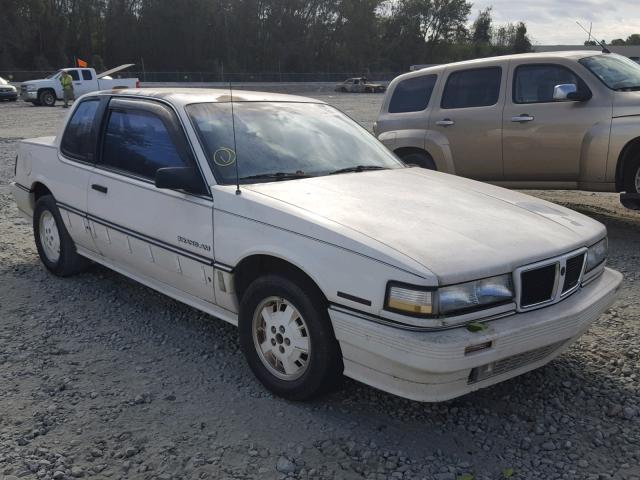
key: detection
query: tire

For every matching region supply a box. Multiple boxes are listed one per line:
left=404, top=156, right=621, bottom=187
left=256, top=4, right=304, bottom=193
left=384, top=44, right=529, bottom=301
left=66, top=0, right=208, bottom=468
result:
left=399, top=150, right=437, bottom=170
left=623, top=154, right=640, bottom=193
left=340, top=87, right=347, bottom=93
left=38, top=90, right=56, bottom=107
left=33, top=195, right=89, bottom=276
left=238, top=274, right=342, bottom=401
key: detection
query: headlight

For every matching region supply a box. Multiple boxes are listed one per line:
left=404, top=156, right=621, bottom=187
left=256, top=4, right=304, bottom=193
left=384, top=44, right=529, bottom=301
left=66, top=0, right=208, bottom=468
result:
left=385, top=274, right=514, bottom=318
left=585, top=238, right=607, bottom=272
left=438, top=274, right=514, bottom=315
left=26, top=85, right=37, bottom=91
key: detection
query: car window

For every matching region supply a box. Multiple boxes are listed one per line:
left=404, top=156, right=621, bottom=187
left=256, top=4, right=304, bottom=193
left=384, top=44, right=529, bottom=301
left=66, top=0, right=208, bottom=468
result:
left=441, top=67, right=502, bottom=109
left=388, top=74, right=437, bottom=113
left=187, top=102, right=404, bottom=185
left=81, top=69, right=93, bottom=81
left=514, top=65, right=582, bottom=103
left=354, top=79, right=360, bottom=84
left=101, top=109, right=189, bottom=180
left=60, top=99, right=101, bottom=161
left=67, top=70, right=80, bottom=81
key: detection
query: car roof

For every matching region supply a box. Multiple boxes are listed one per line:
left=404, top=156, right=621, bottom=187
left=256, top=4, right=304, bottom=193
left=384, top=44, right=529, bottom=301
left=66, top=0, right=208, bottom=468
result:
left=411, top=50, right=609, bottom=74
left=88, top=88, right=324, bottom=106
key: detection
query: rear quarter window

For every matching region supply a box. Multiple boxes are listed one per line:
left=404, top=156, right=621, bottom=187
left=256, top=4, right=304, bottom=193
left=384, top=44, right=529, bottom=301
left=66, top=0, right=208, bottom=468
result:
left=388, top=74, right=437, bottom=113
left=441, top=67, right=502, bottom=109
left=60, top=99, right=100, bottom=161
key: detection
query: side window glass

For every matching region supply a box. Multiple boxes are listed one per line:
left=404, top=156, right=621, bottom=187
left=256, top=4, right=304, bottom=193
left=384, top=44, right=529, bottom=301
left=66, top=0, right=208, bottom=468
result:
left=82, top=69, right=93, bottom=81
left=60, top=99, right=100, bottom=160
left=68, top=70, right=80, bottom=81
left=389, top=74, right=437, bottom=113
left=441, top=67, right=502, bottom=109
left=101, top=109, right=189, bottom=180
left=514, top=65, right=581, bottom=103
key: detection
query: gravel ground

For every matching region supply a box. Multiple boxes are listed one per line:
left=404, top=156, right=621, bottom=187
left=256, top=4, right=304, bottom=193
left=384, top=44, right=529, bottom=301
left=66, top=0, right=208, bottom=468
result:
left=0, top=96, right=639, bottom=480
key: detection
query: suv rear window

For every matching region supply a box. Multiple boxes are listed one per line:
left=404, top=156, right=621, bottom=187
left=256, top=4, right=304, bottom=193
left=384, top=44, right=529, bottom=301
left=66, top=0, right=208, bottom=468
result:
left=60, top=99, right=100, bottom=161
left=441, top=67, right=502, bottom=109
left=388, top=75, right=437, bottom=113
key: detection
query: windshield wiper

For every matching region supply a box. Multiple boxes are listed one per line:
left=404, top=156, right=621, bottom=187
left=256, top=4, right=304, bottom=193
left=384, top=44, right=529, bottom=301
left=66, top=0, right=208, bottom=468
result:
left=329, top=165, right=387, bottom=175
left=239, top=171, right=311, bottom=182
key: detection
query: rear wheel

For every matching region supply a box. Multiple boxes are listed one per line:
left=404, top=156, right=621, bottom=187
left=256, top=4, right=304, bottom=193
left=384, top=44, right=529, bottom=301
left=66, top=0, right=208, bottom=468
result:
left=38, top=90, right=56, bottom=107
left=399, top=150, right=437, bottom=170
left=238, top=274, right=342, bottom=400
left=623, top=154, right=640, bottom=194
left=33, top=195, right=89, bottom=276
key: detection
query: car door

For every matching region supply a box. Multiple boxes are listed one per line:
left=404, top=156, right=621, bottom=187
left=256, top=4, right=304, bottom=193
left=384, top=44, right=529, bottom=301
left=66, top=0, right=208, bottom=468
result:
left=87, top=97, right=215, bottom=303
left=502, top=61, right=611, bottom=181
left=75, top=69, right=97, bottom=96
left=428, top=65, right=505, bottom=180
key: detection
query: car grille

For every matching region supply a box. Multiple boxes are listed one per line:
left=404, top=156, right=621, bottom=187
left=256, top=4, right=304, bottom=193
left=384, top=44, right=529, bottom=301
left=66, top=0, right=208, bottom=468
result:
left=520, top=264, right=557, bottom=307
left=516, top=248, right=587, bottom=311
left=562, top=253, right=585, bottom=293
left=468, top=340, right=567, bottom=384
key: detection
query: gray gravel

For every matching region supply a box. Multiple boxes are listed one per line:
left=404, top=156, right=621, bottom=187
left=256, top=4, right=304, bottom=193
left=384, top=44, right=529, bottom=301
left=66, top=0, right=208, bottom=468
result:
left=1, top=96, right=639, bottom=480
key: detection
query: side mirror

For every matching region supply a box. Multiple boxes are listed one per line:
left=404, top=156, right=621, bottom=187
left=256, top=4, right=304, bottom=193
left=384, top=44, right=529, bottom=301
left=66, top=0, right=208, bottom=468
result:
left=553, top=84, right=591, bottom=102
left=155, top=167, right=206, bottom=195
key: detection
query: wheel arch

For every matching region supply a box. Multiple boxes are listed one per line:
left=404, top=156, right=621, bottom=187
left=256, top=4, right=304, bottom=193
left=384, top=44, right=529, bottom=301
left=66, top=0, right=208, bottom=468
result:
left=615, top=136, right=640, bottom=192
left=30, top=181, right=53, bottom=211
left=233, top=254, right=327, bottom=307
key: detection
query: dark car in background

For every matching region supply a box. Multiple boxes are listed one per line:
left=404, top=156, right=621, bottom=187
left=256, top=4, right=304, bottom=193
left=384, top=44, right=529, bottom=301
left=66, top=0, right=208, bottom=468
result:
left=0, top=77, right=18, bottom=101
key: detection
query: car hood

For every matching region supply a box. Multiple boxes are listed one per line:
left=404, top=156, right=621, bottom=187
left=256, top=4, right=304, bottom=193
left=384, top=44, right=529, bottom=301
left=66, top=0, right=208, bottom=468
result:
left=243, top=168, right=605, bottom=284
left=613, top=90, right=640, bottom=118
left=21, top=79, right=52, bottom=88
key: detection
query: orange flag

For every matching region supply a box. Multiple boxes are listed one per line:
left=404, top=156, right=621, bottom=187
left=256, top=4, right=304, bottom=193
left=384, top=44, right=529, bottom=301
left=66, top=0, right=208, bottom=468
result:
left=77, top=58, right=88, bottom=68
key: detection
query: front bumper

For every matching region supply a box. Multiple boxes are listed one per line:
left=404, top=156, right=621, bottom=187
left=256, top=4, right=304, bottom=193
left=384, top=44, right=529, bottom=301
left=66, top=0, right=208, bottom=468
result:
left=0, top=90, right=17, bottom=100
left=20, top=90, right=38, bottom=101
left=329, top=267, right=622, bottom=402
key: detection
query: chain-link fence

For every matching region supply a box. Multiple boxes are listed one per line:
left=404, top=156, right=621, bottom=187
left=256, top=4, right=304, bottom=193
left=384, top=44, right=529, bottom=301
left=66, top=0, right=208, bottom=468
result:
left=0, top=70, right=403, bottom=83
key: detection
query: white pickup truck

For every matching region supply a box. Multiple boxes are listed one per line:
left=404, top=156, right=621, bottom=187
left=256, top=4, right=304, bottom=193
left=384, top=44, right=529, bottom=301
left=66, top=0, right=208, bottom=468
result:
left=10, top=88, right=621, bottom=402
left=20, top=64, right=138, bottom=106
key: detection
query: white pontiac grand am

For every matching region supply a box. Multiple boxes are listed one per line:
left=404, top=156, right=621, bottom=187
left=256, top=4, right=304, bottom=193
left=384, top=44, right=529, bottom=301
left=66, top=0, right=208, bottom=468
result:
left=11, top=89, right=622, bottom=402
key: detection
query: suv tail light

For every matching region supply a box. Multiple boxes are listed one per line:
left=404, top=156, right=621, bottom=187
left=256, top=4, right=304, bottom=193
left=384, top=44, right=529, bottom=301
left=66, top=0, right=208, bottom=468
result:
left=136, top=79, right=140, bottom=88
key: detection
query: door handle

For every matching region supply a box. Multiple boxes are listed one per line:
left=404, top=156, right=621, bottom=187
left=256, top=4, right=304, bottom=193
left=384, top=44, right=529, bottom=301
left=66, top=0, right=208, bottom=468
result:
left=435, top=119, right=455, bottom=127
left=91, top=184, right=108, bottom=194
left=511, top=114, right=535, bottom=123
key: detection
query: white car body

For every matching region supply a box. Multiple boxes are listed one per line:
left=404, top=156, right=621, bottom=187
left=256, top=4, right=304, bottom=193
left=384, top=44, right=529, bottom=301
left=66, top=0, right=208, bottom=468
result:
left=20, top=65, right=138, bottom=105
left=11, top=89, right=622, bottom=402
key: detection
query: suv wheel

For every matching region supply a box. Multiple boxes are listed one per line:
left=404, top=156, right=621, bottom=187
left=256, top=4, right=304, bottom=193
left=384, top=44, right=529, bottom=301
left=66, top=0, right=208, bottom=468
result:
left=623, top=154, right=640, bottom=194
left=238, top=274, right=342, bottom=400
left=39, top=90, right=56, bottom=107
left=399, top=150, right=437, bottom=170
left=33, top=195, right=90, bottom=276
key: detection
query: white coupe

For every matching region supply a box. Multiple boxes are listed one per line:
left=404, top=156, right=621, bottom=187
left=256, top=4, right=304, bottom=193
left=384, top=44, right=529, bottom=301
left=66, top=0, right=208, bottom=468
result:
left=11, top=88, right=621, bottom=402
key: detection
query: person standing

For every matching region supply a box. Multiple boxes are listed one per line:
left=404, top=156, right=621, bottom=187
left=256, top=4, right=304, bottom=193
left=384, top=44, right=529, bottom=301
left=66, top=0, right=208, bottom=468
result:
left=60, top=71, right=74, bottom=108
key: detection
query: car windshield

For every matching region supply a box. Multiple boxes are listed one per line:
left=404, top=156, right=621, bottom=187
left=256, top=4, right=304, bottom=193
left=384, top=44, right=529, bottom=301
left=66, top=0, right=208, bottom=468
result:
left=46, top=71, right=61, bottom=79
left=0, top=77, right=7, bottom=85
left=579, top=54, right=640, bottom=90
left=187, top=101, right=404, bottom=185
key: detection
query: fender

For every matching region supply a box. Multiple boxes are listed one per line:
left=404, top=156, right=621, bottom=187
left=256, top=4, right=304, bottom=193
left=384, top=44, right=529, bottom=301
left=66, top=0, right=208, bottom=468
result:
left=608, top=116, right=640, bottom=190
left=380, top=128, right=455, bottom=174
left=576, top=119, right=613, bottom=189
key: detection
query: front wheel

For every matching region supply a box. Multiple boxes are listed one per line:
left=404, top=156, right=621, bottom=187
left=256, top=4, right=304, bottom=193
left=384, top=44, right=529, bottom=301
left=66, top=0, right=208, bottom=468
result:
left=623, top=154, right=640, bottom=194
left=33, top=195, right=89, bottom=276
left=39, top=90, right=56, bottom=107
left=238, top=274, right=342, bottom=400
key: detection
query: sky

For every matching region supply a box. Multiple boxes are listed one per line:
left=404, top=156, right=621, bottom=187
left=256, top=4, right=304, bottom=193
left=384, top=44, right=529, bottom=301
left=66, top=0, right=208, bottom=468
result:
left=471, top=0, right=640, bottom=45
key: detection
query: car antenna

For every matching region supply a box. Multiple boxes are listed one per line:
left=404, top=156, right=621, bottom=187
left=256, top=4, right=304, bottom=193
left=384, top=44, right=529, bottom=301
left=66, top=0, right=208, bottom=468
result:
left=576, top=21, right=611, bottom=54
left=229, top=81, right=241, bottom=195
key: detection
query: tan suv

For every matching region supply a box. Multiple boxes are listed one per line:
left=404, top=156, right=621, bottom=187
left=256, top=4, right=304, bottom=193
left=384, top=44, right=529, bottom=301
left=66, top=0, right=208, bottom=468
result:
left=374, top=51, right=640, bottom=195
